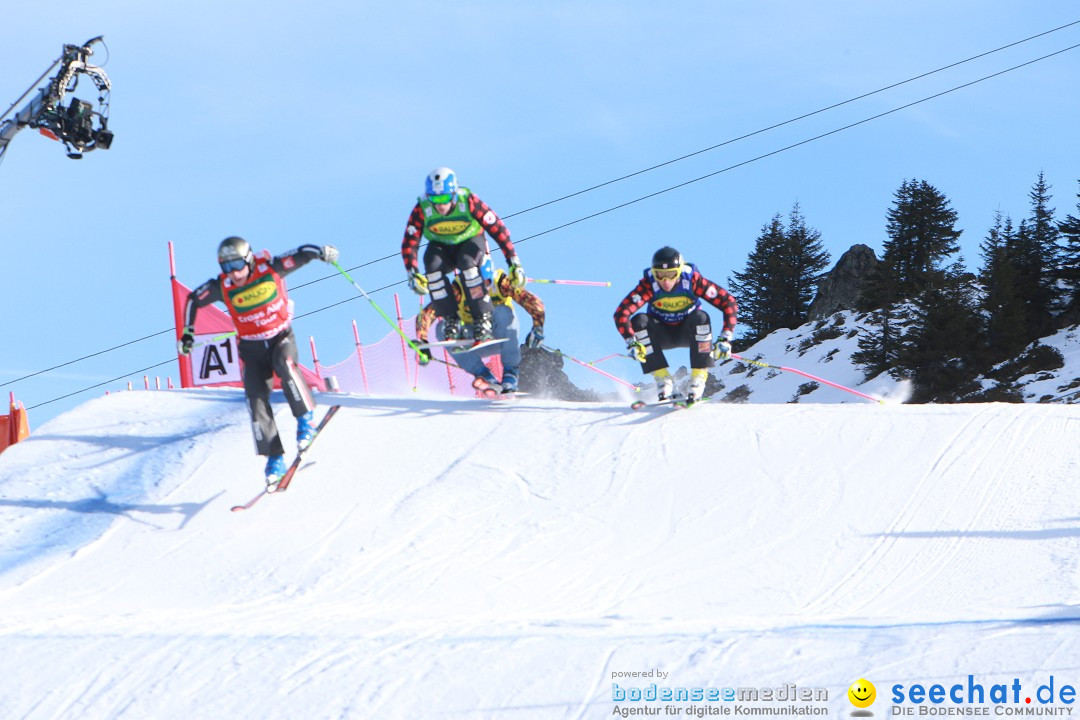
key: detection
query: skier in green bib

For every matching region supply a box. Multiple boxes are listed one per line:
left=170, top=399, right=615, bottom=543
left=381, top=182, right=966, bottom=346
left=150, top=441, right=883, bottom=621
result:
left=401, top=167, right=525, bottom=346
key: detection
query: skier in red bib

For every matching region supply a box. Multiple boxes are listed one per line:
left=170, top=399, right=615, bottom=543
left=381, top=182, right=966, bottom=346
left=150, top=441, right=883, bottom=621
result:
left=401, top=167, right=525, bottom=347
left=179, top=236, right=339, bottom=486
left=614, top=246, right=738, bottom=404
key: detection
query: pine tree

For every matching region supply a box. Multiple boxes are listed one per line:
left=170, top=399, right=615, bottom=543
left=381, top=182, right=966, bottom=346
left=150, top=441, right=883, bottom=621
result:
left=727, top=203, right=830, bottom=341
left=854, top=179, right=978, bottom=395
left=729, top=214, right=786, bottom=342
left=1011, top=172, right=1061, bottom=338
left=852, top=258, right=904, bottom=379
left=897, top=261, right=982, bottom=402
left=882, top=179, right=962, bottom=297
left=777, top=202, right=831, bottom=328
left=978, top=212, right=1026, bottom=364
left=1058, top=179, right=1080, bottom=310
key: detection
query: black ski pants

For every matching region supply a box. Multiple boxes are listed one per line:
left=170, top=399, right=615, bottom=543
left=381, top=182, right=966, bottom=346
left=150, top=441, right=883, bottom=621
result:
left=238, top=327, right=315, bottom=456
left=631, top=309, right=715, bottom=374
left=423, top=236, right=493, bottom=322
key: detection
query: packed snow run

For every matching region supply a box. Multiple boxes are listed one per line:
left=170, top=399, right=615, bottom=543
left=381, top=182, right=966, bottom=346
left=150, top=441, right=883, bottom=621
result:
left=0, top=388, right=1078, bottom=719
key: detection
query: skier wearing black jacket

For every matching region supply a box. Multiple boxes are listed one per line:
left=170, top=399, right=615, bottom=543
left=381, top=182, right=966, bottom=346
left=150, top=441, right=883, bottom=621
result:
left=179, top=236, right=339, bottom=486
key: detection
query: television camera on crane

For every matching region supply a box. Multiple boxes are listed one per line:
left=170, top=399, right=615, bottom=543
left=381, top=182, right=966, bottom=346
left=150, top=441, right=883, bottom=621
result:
left=0, top=36, right=113, bottom=161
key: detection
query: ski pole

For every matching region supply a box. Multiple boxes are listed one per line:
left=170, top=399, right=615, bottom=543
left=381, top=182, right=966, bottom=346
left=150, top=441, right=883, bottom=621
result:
left=332, top=261, right=424, bottom=354
left=731, top=353, right=883, bottom=404
left=587, top=352, right=626, bottom=365
left=330, top=262, right=461, bottom=370
left=181, top=330, right=237, bottom=353
left=539, top=344, right=639, bottom=391
left=527, top=277, right=611, bottom=287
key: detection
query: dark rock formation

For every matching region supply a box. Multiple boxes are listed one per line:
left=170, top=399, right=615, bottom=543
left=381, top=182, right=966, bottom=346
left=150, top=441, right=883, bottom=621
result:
left=518, top=346, right=603, bottom=401
left=808, top=244, right=879, bottom=320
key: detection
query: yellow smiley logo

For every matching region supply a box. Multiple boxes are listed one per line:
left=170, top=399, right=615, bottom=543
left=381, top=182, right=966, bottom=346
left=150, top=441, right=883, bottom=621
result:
left=848, top=679, right=876, bottom=708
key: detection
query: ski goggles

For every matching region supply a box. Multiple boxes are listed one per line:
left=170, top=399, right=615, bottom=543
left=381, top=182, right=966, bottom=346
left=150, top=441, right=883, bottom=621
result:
left=220, top=258, right=249, bottom=273
left=652, top=266, right=682, bottom=281
left=427, top=191, right=456, bottom=205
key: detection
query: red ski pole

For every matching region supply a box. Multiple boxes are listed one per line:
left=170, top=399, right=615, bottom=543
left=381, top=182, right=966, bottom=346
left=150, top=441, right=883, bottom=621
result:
left=731, top=353, right=883, bottom=404
left=539, top=344, right=639, bottom=391
left=526, top=278, right=611, bottom=287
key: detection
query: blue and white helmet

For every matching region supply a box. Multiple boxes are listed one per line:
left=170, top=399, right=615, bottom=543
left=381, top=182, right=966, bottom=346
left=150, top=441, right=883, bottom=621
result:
left=425, top=167, right=459, bottom=203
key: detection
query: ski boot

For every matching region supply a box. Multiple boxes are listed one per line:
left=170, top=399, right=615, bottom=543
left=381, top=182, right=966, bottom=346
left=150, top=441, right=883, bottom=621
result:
left=652, top=369, right=675, bottom=402
left=472, top=372, right=500, bottom=399
left=296, top=410, right=316, bottom=450
left=687, top=368, right=709, bottom=405
left=265, top=454, right=287, bottom=491
left=442, top=315, right=461, bottom=341
left=500, top=369, right=519, bottom=394
left=471, top=311, right=494, bottom=345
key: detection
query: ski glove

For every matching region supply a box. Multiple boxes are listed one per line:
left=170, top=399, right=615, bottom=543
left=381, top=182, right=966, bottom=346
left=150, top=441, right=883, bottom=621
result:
left=408, top=270, right=429, bottom=295
left=713, top=329, right=733, bottom=361
left=321, top=245, right=340, bottom=264
left=524, top=325, right=544, bottom=349
left=178, top=326, right=195, bottom=356
left=626, top=337, right=648, bottom=363
left=417, top=347, right=432, bottom=366
left=508, top=257, right=526, bottom=289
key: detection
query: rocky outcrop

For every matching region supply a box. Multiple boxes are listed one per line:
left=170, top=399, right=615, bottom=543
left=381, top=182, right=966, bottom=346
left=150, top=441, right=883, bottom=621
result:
left=808, top=244, right=879, bottom=321
left=518, top=346, right=603, bottom=401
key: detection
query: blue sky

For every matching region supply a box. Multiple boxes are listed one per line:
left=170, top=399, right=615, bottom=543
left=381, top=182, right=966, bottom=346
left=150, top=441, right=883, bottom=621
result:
left=3, top=1, right=1080, bottom=426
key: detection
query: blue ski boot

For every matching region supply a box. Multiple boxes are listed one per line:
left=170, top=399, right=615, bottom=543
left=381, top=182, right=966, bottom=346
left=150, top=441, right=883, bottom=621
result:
left=500, top=369, right=519, bottom=394
left=265, top=454, right=287, bottom=490
left=296, top=410, right=316, bottom=450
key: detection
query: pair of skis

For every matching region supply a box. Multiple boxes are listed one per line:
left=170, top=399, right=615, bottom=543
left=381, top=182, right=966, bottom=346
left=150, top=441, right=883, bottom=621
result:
left=230, top=405, right=341, bottom=512
left=477, top=387, right=525, bottom=400
left=630, top=396, right=709, bottom=411
left=417, top=337, right=507, bottom=354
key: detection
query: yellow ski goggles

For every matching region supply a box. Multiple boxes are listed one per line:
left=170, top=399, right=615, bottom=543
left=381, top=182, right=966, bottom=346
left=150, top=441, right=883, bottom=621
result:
left=652, top=266, right=682, bottom=281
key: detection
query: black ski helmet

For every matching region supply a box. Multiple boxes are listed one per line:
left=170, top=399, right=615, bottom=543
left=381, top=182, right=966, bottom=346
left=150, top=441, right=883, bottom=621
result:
left=651, top=246, right=683, bottom=270
left=217, top=236, right=254, bottom=271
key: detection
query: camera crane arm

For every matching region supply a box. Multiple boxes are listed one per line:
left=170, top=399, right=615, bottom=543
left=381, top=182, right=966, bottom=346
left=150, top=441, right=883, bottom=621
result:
left=0, top=36, right=114, bottom=161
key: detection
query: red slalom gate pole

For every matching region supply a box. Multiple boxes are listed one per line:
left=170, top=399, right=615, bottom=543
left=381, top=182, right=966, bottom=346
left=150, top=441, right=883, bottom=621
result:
left=731, top=353, right=883, bottom=404
left=352, top=320, right=370, bottom=396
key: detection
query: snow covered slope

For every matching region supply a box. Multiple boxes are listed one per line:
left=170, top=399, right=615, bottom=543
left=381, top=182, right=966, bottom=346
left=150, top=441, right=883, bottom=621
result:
left=1, top=389, right=1079, bottom=719
left=716, top=311, right=1080, bottom=405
